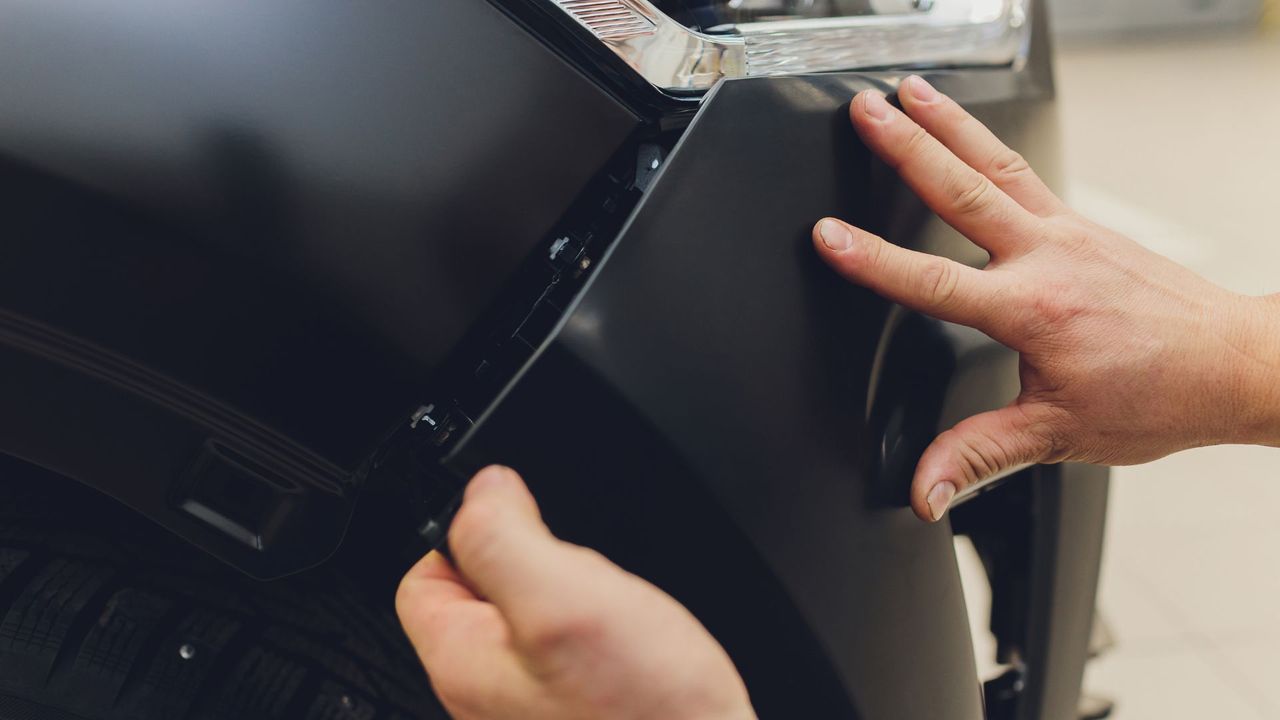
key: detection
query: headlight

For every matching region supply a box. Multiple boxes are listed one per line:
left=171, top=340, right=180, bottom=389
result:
left=548, top=0, right=1029, bottom=94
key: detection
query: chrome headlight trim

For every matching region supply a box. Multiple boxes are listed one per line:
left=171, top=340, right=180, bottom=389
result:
left=737, top=1, right=1029, bottom=78
left=547, top=0, right=1030, bottom=94
left=550, top=0, right=745, bottom=94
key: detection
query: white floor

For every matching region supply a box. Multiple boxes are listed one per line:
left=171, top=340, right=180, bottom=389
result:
left=963, top=29, right=1280, bottom=719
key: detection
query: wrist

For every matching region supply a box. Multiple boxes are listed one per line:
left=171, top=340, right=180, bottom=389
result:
left=1223, top=293, right=1280, bottom=446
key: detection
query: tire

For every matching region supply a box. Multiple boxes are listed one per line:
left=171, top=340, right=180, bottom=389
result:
left=0, top=453, right=448, bottom=720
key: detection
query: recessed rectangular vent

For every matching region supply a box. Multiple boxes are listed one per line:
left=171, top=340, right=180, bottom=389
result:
left=553, top=0, right=657, bottom=39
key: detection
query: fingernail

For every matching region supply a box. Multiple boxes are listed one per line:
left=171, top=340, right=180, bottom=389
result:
left=861, top=91, right=892, bottom=122
left=818, top=219, right=853, bottom=252
left=927, top=481, right=956, bottom=521
left=905, top=75, right=939, bottom=103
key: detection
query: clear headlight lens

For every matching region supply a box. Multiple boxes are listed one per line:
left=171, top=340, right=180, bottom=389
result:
left=547, top=0, right=1029, bottom=94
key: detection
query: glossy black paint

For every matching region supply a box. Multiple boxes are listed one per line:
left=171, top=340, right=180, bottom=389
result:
left=0, top=0, right=638, bottom=577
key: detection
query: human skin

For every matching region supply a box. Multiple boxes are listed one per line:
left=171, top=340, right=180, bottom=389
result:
left=813, top=75, right=1280, bottom=522
left=396, top=465, right=757, bottom=720
left=397, top=75, right=1280, bottom=715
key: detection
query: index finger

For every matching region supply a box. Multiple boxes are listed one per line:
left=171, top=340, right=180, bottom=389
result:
left=813, top=217, right=1013, bottom=339
left=851, top=90, right=1047, bottom=259
left=396, top=551, right=485, bottom=645
left=395, top=552, right=553, bottom=717
left=396, top=551, right=490, bottom=662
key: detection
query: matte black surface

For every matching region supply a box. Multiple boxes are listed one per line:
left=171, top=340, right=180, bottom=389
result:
left=447, top=66, right=1069, bottom=716
left=443, top=6, right=1106, bottom=712
left=1022, top=463, right=1109, bottom=720
left=0, top=0, right=1109, bottom=715
left=0, top=0, right=637, bottom=576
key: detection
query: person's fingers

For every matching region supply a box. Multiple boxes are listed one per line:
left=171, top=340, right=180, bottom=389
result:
left=396, top=551, right=487, bottom=665
left=446, top=466, right=554, bottom=606
left=849, top=89, right=1048, bottom=259
left=399, top=601, right=552, bottom=719
left=399, top=550, right=479, bottom=606
left=898, top=75, right=1068, bottom=218
left=813, top=217, right=1012, bottom=336
left=910, top=403, right=1059, bottom=522
left=396, top=551, right=558, bottom=719
left=445, top=466, right=601, bottom=640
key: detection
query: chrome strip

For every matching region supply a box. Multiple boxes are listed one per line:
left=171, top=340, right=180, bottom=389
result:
left=554, top=0, right=657, bottom=39
left=550, top=0, right=745, bottom=93
left=547, top=0, right=1028, bottom=94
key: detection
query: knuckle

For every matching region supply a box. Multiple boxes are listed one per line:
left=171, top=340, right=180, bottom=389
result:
left=965, top=437, right=1005, bottom=482
left=942, top=430, right=995, bottom=487
left=1037, top=429, right=1071, bottom=464
left=918, top=257, right=960, bottom=309
left=989, top=148, right=1032, bottom=183
left=1025, top=285, right=1085, bottom=332
left=899, top=125, right=933, bottom=165
left=1028, top=405, right=1073, bottom=463
left=1026, top=295, right=1061, bottom=333
left=1025, top=218, right=1055, bottom=248
left=862, top=233, right=888, bottom=270
left=1056, top=225, right=1096, bottom=256
left=948, top=172, right=996, bottom=216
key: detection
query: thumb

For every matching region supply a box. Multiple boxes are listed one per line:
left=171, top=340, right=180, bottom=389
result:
left=446, top=465, right=559, bottom=611
left=447, top=465, right=620, bottom=641
left=911, top=404, right=1058, bottom=522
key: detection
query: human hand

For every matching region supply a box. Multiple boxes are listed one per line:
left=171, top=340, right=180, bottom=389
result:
left=396, top=465, right=756, bottom=720
left=813, top=75, right=1280, bottom=523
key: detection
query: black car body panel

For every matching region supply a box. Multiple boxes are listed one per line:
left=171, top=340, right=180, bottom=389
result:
left=442, top=53, right=1105, bottom=716
left=0, top=0, right=1108, bottom=717
left=0, top=0, right=637, bottom=577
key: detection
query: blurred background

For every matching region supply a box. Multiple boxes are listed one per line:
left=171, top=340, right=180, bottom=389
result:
left=961, top=2, right=1280, bottom=717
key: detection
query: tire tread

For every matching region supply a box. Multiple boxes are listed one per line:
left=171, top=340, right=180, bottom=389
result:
left=0, top=457, right=445, bottom=720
